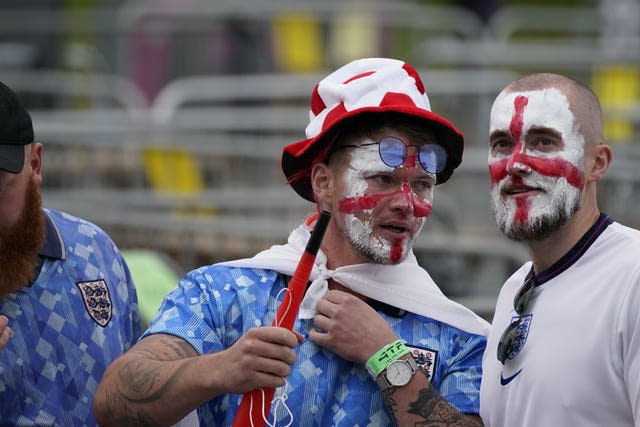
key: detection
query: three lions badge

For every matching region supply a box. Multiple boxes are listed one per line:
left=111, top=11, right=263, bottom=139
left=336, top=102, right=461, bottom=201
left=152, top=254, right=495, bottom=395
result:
left=77, top=280, right=112, bottom=327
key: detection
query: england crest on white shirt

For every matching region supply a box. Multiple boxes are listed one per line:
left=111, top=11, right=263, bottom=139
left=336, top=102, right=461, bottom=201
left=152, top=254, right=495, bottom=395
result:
left=506, top=314, right=533, bottom=361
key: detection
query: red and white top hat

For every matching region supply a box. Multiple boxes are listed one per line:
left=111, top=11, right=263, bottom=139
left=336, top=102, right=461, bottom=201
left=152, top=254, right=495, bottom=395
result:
left=282, top=57, right=464, bottom=202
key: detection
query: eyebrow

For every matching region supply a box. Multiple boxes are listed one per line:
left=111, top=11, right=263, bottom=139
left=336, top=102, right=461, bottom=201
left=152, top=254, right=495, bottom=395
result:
left=489, top=130, right=510, bottom=140
left=490, top=126, right=561, bottom=138
left=526, top=126, right=562, bottom=138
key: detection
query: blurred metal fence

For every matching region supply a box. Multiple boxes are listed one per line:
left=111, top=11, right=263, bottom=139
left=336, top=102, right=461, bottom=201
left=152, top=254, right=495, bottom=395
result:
left=2, top=1, right=639, bottom=317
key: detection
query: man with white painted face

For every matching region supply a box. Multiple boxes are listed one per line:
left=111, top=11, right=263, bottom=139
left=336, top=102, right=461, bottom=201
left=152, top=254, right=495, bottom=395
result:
left=480, top=73, right=640, bottom=426
left=94, top=57, right=489, bottom=426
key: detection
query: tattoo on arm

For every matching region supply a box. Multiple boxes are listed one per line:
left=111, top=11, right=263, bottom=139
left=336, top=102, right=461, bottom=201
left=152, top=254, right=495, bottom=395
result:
left=382, top=388, right=400, bottom=425
left=118, top=357, right=196, bottom=403
left=104, top=390, right=157, bottom=427
left=407, top=388, right=482, bottom=426
left=383, top=386, right=482, bottom=427
left=104, top=335, right=199, bottom=425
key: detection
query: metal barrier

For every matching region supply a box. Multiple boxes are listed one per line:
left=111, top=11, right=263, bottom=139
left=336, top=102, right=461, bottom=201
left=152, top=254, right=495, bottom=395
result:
left=3, top=2, right=639, bottom=317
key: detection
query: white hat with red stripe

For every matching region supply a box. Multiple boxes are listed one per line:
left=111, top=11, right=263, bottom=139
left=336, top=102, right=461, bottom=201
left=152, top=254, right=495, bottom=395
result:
left=282, top=57, right=464, bottom=202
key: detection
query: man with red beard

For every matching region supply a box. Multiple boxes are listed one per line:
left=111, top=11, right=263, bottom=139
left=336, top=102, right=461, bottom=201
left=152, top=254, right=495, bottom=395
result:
left=0, top=81, right=141, bottom=426
left=479, top=73, right=640, bottom=426
left=93, top=58, right=488, bottom=426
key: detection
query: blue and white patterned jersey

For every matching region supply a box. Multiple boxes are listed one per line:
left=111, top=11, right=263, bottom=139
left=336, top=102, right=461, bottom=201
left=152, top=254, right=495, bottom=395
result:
left=0, top=208, right=141, bottom=426
left=145, top=264, right=486, bottom=426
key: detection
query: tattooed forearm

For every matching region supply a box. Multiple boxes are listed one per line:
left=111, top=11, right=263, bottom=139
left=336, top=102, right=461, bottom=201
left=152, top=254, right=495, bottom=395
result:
left=102, top=358, right=198, bottom=426
left=381, top=380, right=482, bottom=427
left=94, top=335, right=201, bottom=426
left=382, top=387, right=400, bottom=426
left=157, top=335, right=197, bottom=360
left=104, top=389, right=159, bottom=427
left=408, top=388, right=483, bottom=427
left=118, top=357, right=197, bottom=404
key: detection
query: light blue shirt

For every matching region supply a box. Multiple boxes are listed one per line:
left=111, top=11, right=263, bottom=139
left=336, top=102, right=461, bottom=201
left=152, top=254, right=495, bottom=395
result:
left=0, top=208, right=141, bottom=426
left=145, top=264, right=485, bottom=426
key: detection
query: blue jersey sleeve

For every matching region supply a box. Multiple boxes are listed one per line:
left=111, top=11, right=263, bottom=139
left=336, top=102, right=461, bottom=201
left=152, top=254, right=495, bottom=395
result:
left=437, top=330, right=485, bottom=415
left=143, top=265, right=285, bottom=355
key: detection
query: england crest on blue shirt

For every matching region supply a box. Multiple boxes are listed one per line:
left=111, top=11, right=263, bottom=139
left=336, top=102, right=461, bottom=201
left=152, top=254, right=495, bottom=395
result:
left=407, top=345, right=438, bottom=381
left=77, top=280, right=112, bottom=327
left=507, top=313, right=532, bottom=361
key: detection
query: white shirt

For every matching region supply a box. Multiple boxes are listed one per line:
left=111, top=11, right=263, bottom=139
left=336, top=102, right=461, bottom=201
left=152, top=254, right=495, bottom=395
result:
left=481, top=217, right=640, bottom=427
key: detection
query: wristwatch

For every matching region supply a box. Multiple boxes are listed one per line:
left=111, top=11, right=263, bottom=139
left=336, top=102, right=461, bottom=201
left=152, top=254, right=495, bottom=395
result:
left=375, top=356, right=419, bottom=390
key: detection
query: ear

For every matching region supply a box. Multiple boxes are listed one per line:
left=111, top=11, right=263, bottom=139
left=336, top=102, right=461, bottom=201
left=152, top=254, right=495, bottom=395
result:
left=29, top=143, right=43, bottom=184
left=310, top=162, right=333, bottom=206
left=588, top=143, right=612, bottom=182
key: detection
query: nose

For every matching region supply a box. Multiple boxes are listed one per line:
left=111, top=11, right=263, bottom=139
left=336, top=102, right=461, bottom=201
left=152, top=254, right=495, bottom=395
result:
left=388, top=182, right=414, bottom=214
left=506, top=152, right=532, bottom=176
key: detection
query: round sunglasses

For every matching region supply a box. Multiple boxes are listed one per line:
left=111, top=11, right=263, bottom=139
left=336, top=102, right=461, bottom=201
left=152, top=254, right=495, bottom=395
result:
left=496, top=275, right=536, bottom=364
left=340, top=136, right=447, bottom=175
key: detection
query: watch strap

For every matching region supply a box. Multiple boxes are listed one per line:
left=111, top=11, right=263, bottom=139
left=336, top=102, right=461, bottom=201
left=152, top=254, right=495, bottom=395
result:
left=366, top=339, right=411, bottom=377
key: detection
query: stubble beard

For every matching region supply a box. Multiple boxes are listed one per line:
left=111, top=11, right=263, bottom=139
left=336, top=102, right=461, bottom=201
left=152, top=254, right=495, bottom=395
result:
left=344, top=215, right=415, bottom=265
left=491, top=176, right=581, bottom=242
left=0, top=179, right=45, bottom=299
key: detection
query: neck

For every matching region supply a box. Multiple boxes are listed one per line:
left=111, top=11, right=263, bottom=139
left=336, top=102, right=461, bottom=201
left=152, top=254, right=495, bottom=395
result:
left=328, top=279, right=367, bottom=300
left=527, top=204, right=601, bottom=274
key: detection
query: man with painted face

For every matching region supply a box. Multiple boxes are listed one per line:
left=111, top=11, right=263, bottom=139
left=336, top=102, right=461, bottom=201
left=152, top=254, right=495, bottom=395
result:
left=94, top=57, right=489, bottom=426
left=480, top=73, right=640, bottom=426
left=0, top=80, right=141, bottom=425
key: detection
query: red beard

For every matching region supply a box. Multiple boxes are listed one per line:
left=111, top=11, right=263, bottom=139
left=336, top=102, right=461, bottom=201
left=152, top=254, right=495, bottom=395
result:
left=0, top=179, right=45, bottom=299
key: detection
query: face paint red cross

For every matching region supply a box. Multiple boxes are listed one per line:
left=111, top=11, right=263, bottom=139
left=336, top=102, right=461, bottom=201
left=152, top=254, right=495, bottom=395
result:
left=489, top=95, right=584, bottom=189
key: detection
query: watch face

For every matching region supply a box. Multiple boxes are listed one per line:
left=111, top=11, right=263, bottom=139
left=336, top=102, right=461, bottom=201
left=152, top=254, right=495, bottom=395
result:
left=386, top=360, right=413, bottom=386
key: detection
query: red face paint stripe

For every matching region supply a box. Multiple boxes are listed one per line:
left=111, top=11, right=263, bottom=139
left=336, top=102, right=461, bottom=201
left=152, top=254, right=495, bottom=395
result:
left=401, top=181, right=431, bottom=218
left=339, top=187, right=432, bottom=218
left=339, top=193, right=386, bottom=213
left=515, top=197, right=530, bottom=224
left=489, top=159, right=509, bottom=186
left=390, top=239, right=403, bottom=263
left=490, top=155, right=583, bottom=189
left=525, top=156, right=584, bottom=188
left=507, top=152, right=584, bottom=188
left=404, top=153, right=417, bottom=169
left=412, top=199, right=432, bottom=218
left=510, top=96, right=529, bottom=144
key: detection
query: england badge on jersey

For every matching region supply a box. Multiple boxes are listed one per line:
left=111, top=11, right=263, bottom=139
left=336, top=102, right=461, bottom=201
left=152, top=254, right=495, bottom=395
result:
left=407, top=345, right=438, bottom=381
left=77, top=280, right=112, bottom=327
left=507, top=313, right=533, bottom=360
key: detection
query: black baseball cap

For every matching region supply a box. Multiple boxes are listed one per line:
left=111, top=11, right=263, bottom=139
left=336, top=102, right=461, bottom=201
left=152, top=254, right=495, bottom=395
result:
left=0, top=81, right=34, bottom=174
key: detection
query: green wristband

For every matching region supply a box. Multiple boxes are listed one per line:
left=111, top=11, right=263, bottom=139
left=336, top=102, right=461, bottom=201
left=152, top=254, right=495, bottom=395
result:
left=365, top=339, right=410, bottom=377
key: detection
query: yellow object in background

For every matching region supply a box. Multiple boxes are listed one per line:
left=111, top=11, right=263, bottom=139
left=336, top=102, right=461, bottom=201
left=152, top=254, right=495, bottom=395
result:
left=272, top=12, right=323, bottom=72
left=328, top=6, right=377, bottom=65
left=592, top=65, right=639, bottom=144
left=142, top=147, right=204, bottom=194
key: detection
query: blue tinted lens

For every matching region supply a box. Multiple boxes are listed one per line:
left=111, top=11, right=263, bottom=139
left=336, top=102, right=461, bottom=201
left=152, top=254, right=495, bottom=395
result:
left=378, top=137, right=406, bottom=168
left=419, top=144, right=447, bottom=174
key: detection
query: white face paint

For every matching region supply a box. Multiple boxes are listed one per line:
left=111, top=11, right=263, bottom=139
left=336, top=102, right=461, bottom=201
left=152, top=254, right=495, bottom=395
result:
left=341, top=143, right=395, bottom=263
left=337, top=136, right=432, bottom=264
left=488, top=88, right=586, bottom=240
left=489, top=88, right=584, bottom=162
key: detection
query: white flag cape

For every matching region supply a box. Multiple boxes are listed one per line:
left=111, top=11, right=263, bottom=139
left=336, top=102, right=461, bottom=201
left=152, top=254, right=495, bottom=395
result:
left=219, top=224, right=489, bottom=337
